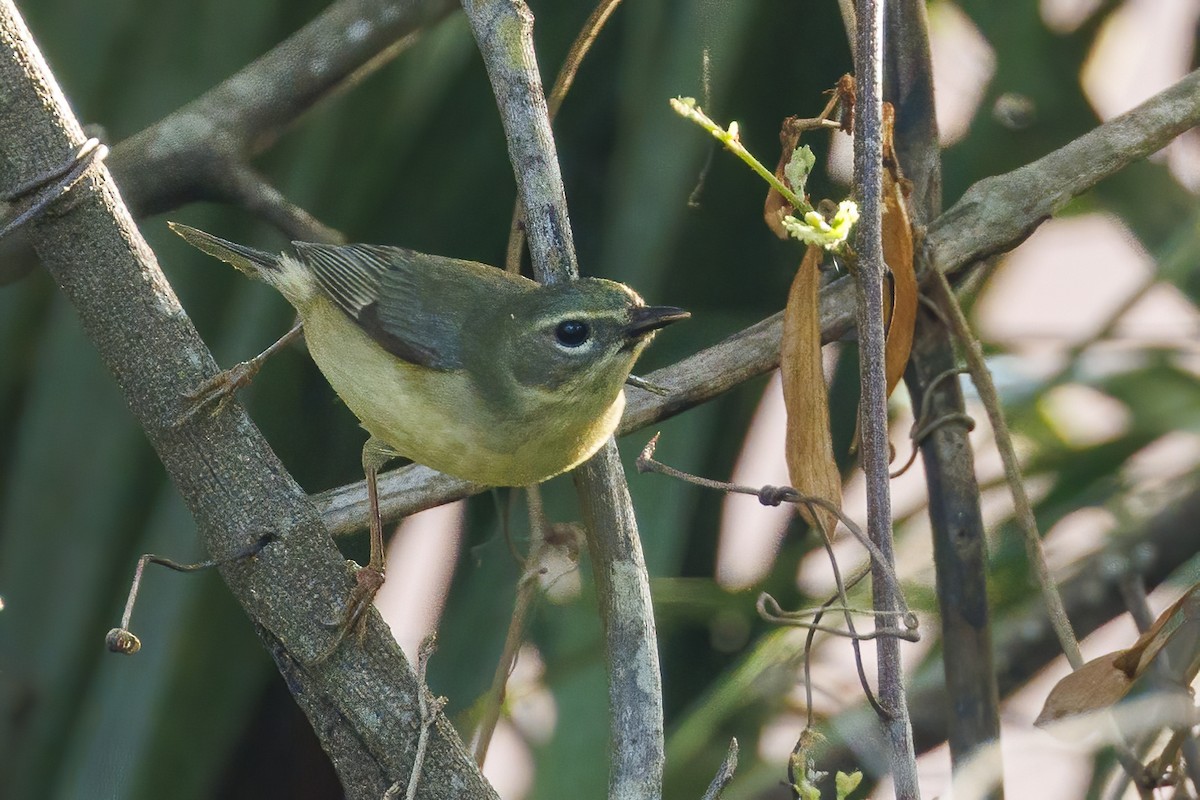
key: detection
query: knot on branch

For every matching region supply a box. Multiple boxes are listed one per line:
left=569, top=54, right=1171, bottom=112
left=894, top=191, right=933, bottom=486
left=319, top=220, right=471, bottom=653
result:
left=758, top=485, right=798, bottom=507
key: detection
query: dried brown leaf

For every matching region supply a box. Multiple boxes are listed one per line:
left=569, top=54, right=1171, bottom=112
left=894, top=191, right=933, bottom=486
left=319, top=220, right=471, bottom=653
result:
left=881, top=102, right=916, bottom=397
left=1034, top=652, right=1133, bottom=728
left=1036, top=583, right=1200, bottom=728
left=781, top=245, right=842, bottom=537
left=835, top=74, right=855, bottom=133
left=1116, top=583, right=1200, bottom=683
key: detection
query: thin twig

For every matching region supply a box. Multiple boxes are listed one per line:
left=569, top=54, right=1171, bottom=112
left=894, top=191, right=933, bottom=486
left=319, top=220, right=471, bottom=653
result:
left=638, top=435, right=917, bottom=634
left=793, top=567, right=880, bottom=726
left=759, top=594, right=912, bottom=634
left=384, top=635, right=446, bottom=800
left=853, top=0, right=920, bottom=793
left=407, top=636, right=444, bottom=800
left=811, top=521, right=896, bottom=721
left=700, top=739, right=739, bottom=800
left=929, top=269, right=1083, bottom=669
left=472, top=486, right=548, bottom=765
left=105, top=533, right=276, bottom=654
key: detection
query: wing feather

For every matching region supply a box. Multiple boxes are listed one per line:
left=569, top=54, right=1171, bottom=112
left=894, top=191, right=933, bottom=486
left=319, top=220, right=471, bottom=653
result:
left=289, top=242, right=529, bottom=371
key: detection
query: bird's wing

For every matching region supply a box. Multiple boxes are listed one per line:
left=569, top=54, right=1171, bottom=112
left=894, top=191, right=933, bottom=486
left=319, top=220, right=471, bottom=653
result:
left=291, top=242, right=525, bottom=371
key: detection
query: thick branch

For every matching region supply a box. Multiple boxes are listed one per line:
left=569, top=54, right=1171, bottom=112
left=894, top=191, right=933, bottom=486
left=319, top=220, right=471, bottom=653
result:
left=925, top=67, right=1200, bottom=278
left=906, top=311, right=1002, bottom=770
left=0, top=5, right=493, bottom=799
left=112, top=0, right=457, bottom=217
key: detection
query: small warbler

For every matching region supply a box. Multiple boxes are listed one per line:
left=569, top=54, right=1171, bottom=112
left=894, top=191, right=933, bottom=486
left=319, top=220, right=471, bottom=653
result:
left=170, top=223, right=687, bottom=647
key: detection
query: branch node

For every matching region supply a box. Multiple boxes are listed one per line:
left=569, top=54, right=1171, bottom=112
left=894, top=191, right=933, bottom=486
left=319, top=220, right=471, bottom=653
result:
left=0, top=137, right=107, bottom=238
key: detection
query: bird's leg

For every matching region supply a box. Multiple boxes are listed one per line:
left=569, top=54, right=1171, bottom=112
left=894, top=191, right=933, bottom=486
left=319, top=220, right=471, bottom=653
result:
left=179, top=320, right=304, bottom=423
left=327, top=436, right=399, bottom=651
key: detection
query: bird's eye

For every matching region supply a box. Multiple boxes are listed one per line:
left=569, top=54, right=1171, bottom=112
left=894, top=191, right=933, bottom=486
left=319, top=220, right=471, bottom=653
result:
left=555, top=319, right=591, bottom=348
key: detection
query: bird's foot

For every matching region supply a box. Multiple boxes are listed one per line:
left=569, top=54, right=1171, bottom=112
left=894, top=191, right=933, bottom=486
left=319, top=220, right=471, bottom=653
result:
left=177, top=358, right=262, bottom=424
left=315, top=563, right=385, bottom=662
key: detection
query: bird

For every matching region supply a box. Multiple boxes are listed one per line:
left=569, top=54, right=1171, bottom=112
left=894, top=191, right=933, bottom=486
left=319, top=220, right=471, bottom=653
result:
left=169, top=222, right=688, bottom=649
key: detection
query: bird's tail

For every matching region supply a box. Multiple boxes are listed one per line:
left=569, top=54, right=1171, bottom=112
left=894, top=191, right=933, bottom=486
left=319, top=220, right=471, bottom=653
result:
left=168, top=222, right=281, bottom=280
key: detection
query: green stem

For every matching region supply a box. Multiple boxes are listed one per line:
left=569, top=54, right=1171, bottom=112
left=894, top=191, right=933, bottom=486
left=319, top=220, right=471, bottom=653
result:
left=669, top=97, right=810, bottom=212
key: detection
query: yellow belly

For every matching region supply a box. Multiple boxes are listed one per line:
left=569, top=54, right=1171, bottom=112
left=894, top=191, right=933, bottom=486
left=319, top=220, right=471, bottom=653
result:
left=298, top=298, right=621, bottom=486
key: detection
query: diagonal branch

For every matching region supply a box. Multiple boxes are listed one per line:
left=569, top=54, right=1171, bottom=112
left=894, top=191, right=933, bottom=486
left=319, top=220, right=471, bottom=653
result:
left=0, top=0, right=458, bottom=286
left=0, top=4, right=494, bottom=799
left=924, top=67, right=1200, bottom=278
left=112, top=0, right=458, bottom=219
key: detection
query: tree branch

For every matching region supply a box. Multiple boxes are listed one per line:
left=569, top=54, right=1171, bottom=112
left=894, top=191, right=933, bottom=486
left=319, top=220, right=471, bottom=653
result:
left=852, top=1, right=920, bottom=795
left=459, top=2, right=664, bottom=797
left=0, top=0, right=458, bottom=285
left=112, top=0, right=457, bottom=219
left=886, top=0, right=1003, bottom=783
left=924, top=67, right=1200, bottom=278
left=0, top=5, right=493, bottom=798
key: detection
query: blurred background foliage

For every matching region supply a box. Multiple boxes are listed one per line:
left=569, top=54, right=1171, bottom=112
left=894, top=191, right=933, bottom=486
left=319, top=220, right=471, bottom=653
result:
left=1, top=1, right=1198, bottom=798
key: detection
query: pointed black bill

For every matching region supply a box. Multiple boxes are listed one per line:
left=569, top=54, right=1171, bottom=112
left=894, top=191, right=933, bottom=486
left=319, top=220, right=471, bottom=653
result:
left=624, top=305, right=690, bottom=339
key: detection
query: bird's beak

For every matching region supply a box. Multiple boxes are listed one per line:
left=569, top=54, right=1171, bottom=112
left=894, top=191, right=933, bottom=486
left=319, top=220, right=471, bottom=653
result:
left=624, top=305, right=690, bottom=339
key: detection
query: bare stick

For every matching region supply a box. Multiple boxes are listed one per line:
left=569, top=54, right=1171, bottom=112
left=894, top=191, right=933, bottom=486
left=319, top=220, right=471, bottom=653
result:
left=853, top=0, right=920, bottom=794
left=407, top=636, right=445, bottom=800
left=384, top=635, right=447, bottom=800
left=700, top=739, right=739, bottom=800
left=471, top=486, right=548, bottom=765
left=460, top=3, right=664, bottom=797
left=637, top=435, right=916, bottom=632
left=929, top=270, right=1082, bottom=669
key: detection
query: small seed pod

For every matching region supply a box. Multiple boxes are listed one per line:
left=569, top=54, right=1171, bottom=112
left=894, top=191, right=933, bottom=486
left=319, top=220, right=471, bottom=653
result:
left=105, top=627, right=142, bottom=655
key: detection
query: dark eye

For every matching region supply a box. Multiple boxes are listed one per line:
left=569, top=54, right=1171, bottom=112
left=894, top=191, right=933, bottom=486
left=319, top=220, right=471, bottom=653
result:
left=555, top=319, right=591, bottom=348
